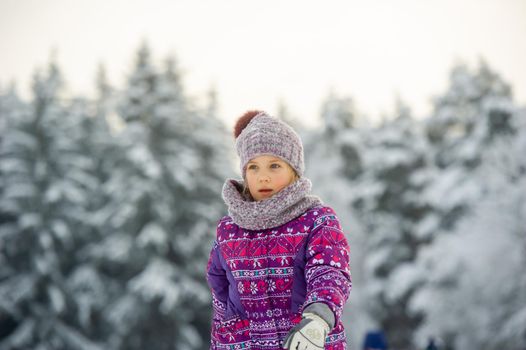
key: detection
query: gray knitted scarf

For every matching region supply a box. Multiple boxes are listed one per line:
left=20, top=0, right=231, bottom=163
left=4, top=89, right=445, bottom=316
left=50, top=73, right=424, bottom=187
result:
left=221, top=176, right=324, bottom=230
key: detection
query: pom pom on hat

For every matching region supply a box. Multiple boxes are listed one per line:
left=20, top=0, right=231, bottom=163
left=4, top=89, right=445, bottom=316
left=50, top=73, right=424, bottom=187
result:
left=233, top=110, right=305, bottom=178
left=234, top=110, right=262, bottom=138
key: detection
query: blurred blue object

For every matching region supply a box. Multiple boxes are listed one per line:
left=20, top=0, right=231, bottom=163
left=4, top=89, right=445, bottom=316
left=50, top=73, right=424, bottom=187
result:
left=425, top=337, right=438, bottom=350
left=362, top=330, right=388, bottom=350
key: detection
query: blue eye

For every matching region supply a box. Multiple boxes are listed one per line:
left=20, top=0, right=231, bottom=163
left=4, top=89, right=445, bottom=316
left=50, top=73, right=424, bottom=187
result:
left=247, top=163, right=281, bottom=170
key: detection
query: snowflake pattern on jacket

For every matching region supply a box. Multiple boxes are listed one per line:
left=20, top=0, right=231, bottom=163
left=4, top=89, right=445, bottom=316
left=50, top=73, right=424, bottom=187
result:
left=206, top=206, right=352, bottom=350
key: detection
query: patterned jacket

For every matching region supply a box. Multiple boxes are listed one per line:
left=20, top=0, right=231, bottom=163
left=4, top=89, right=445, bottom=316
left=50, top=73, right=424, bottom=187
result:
left=206, top=205, right=352, bottom=350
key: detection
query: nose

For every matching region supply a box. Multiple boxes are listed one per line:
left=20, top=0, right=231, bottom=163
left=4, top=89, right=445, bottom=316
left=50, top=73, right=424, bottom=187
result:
left=258, top=172, right=271, bottom=182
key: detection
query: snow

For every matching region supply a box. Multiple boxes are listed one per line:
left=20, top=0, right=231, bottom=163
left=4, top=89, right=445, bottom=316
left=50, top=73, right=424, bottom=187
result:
left=95, top=233, right=133, bottom=263
left=413, top=213, right=440, bottom=240
left=0, top=275, right=36, bottom=312
left=3, top=183, right=37, bottom=200
left=48, top=285, right=65, bottom=313
left=137, top=222, right=168, bottom=252
left=54, top=322, right=105, bottom=350
left=106, top=294, right=142, bottom=333
left=50, top=220, right=70, bottom=244
left=128, top=145, right=161, bottom=179
left=422, top=166, right=482, bottom=211
left=128, top=258, right=181, bottom=314
left=18, top=212, right=43, bottom=229
left=385, top=263, right=423, bottom=303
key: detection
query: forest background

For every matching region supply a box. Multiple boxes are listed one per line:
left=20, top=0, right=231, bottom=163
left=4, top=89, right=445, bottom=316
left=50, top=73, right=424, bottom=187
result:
left=1, top=1, right=525, bottom=349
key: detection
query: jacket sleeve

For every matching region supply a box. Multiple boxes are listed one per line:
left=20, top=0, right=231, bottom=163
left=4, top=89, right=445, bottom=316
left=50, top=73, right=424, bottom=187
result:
left=301, top=209, right=352, bottom=326
left=206, top=240, right=228, bottom=323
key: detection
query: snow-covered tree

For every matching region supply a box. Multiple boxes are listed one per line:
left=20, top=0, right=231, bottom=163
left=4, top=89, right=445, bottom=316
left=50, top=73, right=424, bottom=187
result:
left=410, top=137, right=526, bottom=349
left=320, top=91, right=357, bottom=134
left=348, top=102, right=432, bottom=350
left=0, top=61, right=105, bottom=349
left=303, top=92, right=372, bottom=349
left=83, top=43, right=232, bottom=350
left=406, top=69, right=525, bottom=349
left=425, top=59, right=513, bottom=168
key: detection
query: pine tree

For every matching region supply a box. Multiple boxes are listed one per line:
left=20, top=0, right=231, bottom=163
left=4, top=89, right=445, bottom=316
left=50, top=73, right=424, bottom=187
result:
left=303, top=92, right=371, bottom=347
left=62, top=64, right=125, bottom=346
left=425, top=59, right=513, bottom=168
left=86, top=43, right=231, bottom=350
left=408, top=63, right=525, bottom=349
left=0, top=61, right=103, bottom=349
left=348, top=100, right=431, bottom=350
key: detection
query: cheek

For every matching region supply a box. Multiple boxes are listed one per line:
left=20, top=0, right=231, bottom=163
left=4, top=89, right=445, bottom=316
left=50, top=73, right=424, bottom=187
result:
left=245, top=176, right=257, bottom=189
left=280, top=173, right=295, bottom=186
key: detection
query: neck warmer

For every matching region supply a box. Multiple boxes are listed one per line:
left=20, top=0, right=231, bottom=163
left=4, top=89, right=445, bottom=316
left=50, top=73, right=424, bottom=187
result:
left=221, top=176, right=324, bottom=230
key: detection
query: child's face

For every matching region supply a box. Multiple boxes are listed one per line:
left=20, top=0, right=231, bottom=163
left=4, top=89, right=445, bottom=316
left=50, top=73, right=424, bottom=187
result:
left=245, top=155, right=298, bottom=201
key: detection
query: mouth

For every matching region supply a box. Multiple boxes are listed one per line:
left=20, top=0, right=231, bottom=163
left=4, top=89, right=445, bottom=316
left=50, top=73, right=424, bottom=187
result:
left=258, top=189, right=273, bottom=193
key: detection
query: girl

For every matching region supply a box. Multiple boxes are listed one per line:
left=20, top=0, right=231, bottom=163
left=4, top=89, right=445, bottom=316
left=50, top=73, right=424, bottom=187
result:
left=206, top=110, right=352, bottom=350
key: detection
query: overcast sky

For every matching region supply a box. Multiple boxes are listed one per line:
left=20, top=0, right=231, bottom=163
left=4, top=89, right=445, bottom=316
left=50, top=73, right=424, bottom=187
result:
left=1, top=0, right=525, bottom=128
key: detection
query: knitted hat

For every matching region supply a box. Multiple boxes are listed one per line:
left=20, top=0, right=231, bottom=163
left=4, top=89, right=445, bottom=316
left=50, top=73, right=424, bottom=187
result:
left=234, top=110, right=304, bottom=178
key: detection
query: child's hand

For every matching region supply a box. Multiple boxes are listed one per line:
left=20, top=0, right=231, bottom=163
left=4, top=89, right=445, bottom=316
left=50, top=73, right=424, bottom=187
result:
left=282, top=312, right=329, bottom=350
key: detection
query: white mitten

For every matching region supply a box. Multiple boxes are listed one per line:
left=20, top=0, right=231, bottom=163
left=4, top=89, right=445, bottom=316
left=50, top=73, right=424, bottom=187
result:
left=283, top=312, right=330, bottom=350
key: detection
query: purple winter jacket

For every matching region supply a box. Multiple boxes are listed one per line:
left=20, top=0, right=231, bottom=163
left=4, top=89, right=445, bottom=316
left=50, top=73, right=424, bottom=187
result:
left=206, top=205, right=352, bottom=350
